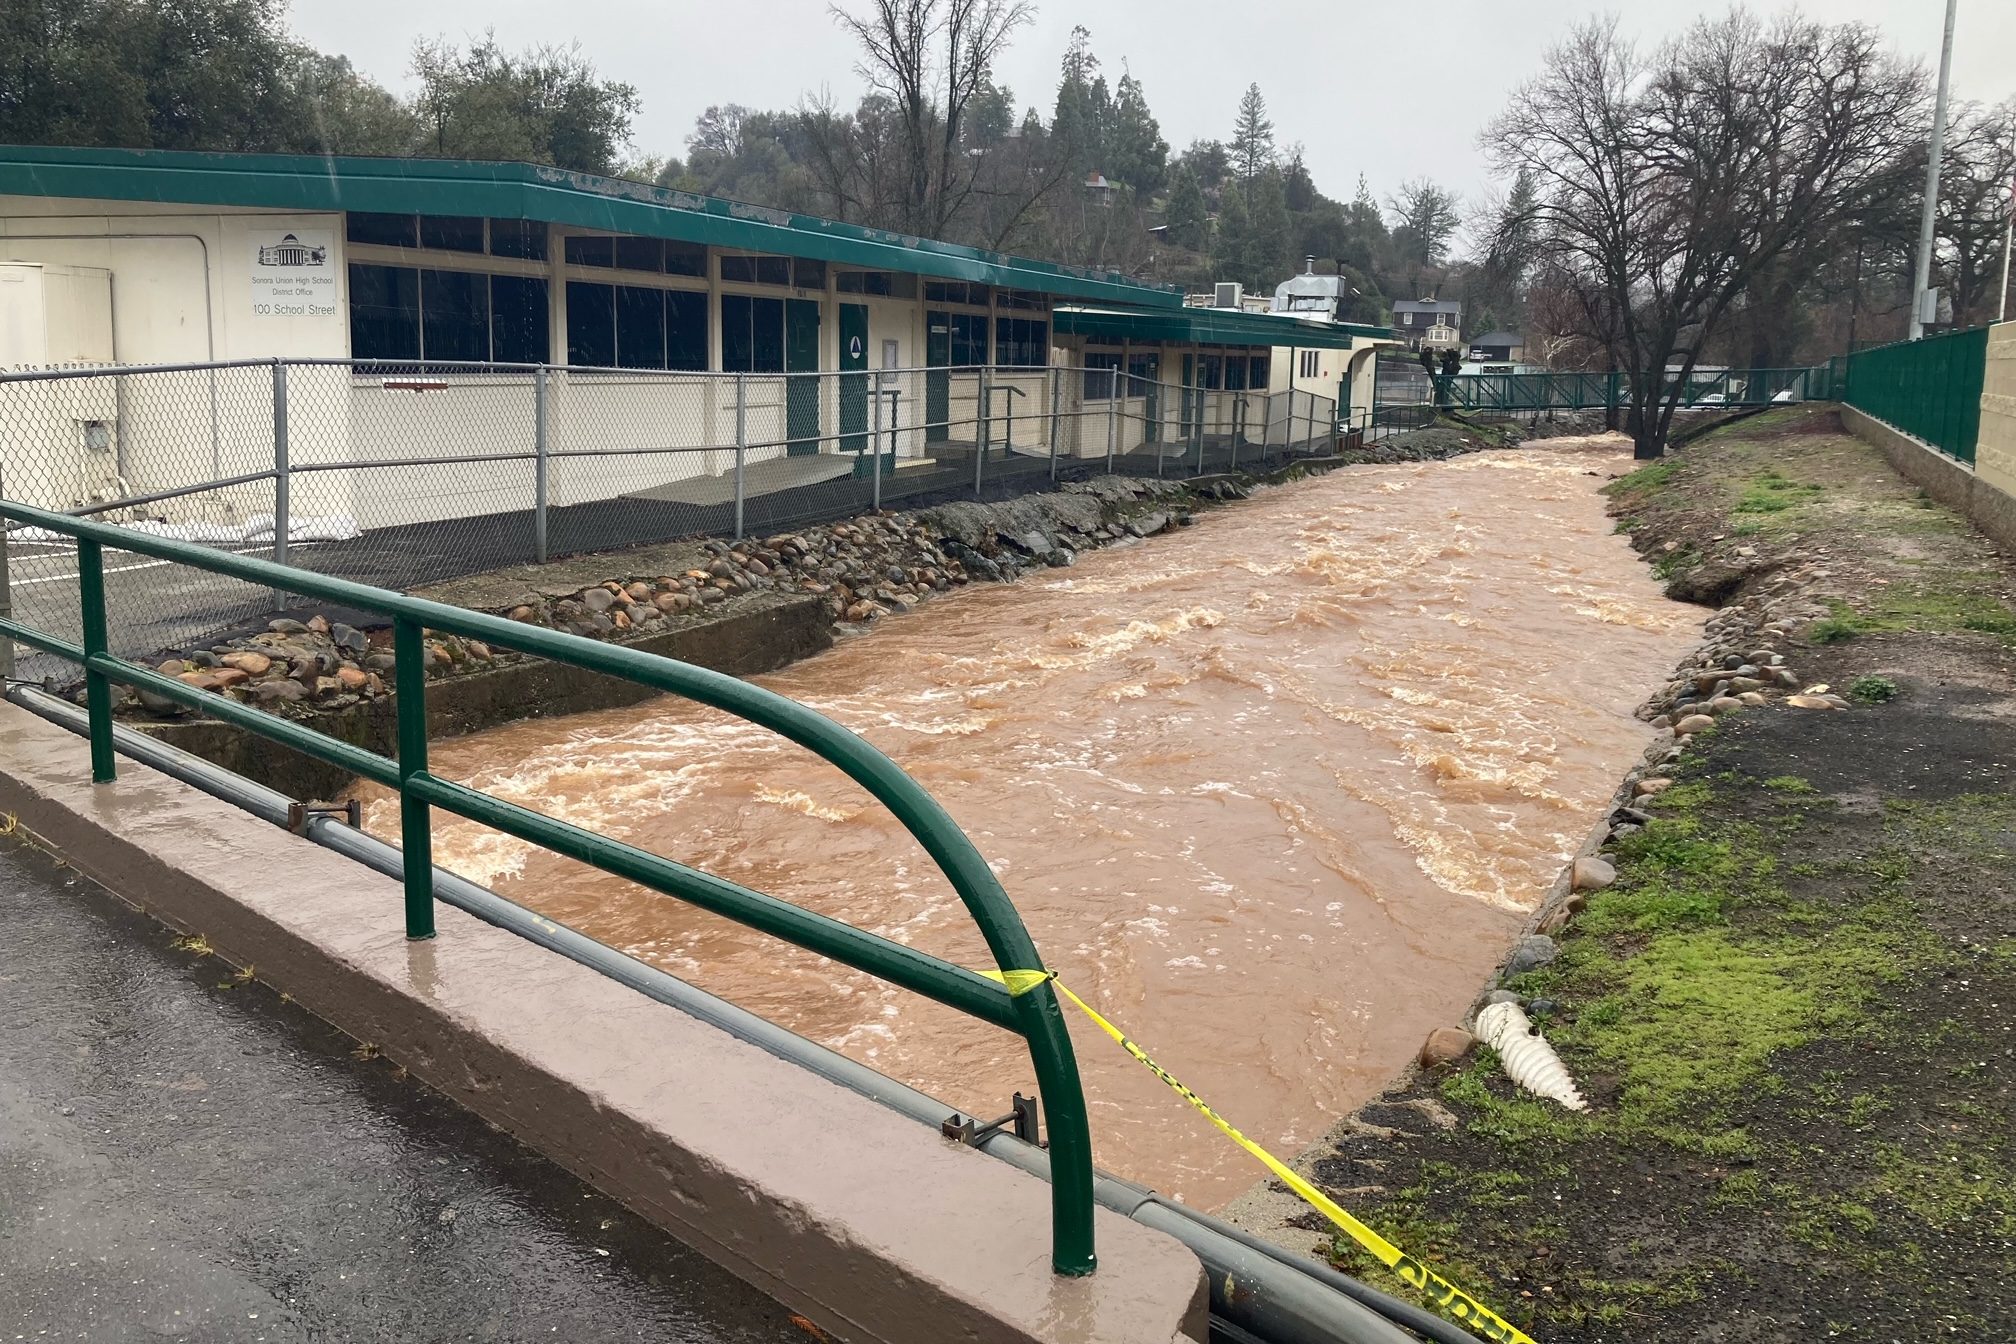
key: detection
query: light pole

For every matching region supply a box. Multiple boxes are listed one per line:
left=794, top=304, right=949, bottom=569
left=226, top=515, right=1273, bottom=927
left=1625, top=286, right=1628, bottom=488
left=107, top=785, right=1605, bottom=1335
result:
left=2000, top=120, right=2014, bottom=324
left=1909, top=0, right=1959, bottom=340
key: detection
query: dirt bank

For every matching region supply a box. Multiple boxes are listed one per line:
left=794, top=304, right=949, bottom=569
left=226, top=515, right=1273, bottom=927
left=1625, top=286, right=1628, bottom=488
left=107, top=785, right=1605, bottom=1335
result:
left=1234, top=406, right=2016, bottom=1339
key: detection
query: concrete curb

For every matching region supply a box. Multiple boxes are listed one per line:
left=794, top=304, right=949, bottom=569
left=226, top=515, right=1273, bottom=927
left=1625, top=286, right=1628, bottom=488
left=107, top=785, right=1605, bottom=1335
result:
left=0, top=702, right=1208, bottom=1344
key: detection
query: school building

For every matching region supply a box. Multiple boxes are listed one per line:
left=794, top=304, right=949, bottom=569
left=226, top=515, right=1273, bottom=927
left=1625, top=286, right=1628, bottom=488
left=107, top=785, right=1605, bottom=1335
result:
left=0, top=146, right=1391, bottom=529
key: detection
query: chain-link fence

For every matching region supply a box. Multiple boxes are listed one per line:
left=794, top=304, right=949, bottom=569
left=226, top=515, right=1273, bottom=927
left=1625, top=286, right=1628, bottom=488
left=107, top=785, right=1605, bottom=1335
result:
left=1, top=357, right=1343, bottom=674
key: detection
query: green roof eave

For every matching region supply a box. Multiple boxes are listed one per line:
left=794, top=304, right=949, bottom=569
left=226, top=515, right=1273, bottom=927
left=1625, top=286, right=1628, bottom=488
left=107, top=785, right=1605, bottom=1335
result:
left=1052, top=304, right=1395, bottom=349
left=0, top=146, right=1184, bottom=309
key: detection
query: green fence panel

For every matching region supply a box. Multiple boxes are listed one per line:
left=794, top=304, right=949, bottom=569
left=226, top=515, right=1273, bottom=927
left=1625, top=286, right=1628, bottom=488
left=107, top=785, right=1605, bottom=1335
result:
left=1840, top=326, right=1987, bottom=464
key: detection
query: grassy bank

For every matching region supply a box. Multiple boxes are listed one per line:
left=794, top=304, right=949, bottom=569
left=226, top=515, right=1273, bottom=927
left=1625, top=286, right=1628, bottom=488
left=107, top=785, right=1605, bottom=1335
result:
left=1307, top=408, right=2016, bottom=1339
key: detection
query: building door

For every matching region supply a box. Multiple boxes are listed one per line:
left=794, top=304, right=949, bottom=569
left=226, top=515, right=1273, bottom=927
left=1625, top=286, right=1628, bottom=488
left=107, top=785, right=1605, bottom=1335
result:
left=1133, top=354, right=1161, bottom=444
left=785, top=299, right=821, bottom=455
left=925, top=313, right=951, bottom=443
left=839, top=303, right=868, bottom=453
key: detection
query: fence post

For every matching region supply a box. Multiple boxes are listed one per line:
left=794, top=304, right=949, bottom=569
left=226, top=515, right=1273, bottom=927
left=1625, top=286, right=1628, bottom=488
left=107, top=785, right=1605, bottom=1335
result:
left=1194, top=391, right=1207, bottom=474
left=270, top=361, right=290, bottom=609
left=533, top=366, right=551, bottom=563
left=1048, top=369, right=1062, bottom=482
left=1229, top=398, right=1242, bottom=475
left=975, top=366, right=991, bottom=499
left=733, top=373, right=748, bottom=541
left=871, top=382, right=884, bottom=513
left=1105, top=379, right=1118, bottom=473
left=0, top=468, right=12, bottom=682
left=77, top=539, right=116, bottom=783
left=392, top=616, right=436, bottom=941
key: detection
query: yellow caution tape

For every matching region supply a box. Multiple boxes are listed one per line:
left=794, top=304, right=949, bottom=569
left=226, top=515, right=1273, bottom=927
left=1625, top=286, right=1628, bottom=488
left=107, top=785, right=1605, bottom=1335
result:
left=983, top=968, right=1538, bottom=1344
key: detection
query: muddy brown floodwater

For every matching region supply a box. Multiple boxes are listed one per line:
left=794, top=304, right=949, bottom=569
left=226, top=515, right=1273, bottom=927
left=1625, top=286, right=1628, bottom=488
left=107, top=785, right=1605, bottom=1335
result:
left=357, top=435, right=1702, bottom=1208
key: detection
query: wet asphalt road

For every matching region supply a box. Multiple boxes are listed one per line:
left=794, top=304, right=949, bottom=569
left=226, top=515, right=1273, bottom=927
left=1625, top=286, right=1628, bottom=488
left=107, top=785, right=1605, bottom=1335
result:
left=0, top=834, right=805, bottom=1343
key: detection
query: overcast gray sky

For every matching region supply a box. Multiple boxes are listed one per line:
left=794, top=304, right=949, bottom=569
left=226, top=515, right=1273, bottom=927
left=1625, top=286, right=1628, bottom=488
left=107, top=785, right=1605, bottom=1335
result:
left=292, top=0, right=2015, bottom=213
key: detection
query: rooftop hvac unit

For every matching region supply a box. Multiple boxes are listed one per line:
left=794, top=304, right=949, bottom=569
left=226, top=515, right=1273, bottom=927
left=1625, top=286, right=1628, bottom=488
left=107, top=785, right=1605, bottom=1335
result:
left=1213, top=282, right=1243, bottom=310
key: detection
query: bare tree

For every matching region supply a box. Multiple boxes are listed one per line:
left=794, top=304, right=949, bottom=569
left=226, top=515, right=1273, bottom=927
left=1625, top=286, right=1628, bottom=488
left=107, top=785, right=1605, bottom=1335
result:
left=828, top=0, right=1033, bottom=237
left=1487, top=12, right=1925, bottom=457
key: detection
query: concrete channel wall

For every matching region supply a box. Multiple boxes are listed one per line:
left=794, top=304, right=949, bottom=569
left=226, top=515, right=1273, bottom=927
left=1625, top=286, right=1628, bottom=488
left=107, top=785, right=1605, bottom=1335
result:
left=0, top=705, right=1210, bottom=1344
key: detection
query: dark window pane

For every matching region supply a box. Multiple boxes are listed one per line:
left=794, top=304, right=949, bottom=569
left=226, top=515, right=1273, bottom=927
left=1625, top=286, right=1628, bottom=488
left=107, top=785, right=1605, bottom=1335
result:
left=666, top=289, right=708, bottom=370
left=751, top=296, right=784, bottom=372
left=419, top=215, right=484, bottom=253
left=1250, top=355, right=1270, bottom=388
left=421, top=269, right=489, bottom=363
left=1128, top=353, right=1159, bottom=386
left=566, top=281, right=616, bottom=367
left=615, top=285, right=666, bottom=369
left=615, top=236, right=662, bottom=272
left=348, top=263, right=419, bottom=361
left=491, top=275, right=549, bottom=365
left=721, top=293, right=754, bottom=372
left=1225, top=356, right=1247, bottom=391
left=793, top=258, right=826, bottom=289
left=995, top=317, right=1048, bottom=367
left=489, top=218, right=548, bottom=260
left=722, top=254, right=791, bottom=286
left=346, top=212, right=417, bottom=247
left=665, top=241, right=707, bottom=277
left=838, top=270, right=894, bottom=295
left=950, top=313, right=987, bottom=366
left=1083, top=351, right=1121, bottom=399
left=565, top=235, right=615, bottom=268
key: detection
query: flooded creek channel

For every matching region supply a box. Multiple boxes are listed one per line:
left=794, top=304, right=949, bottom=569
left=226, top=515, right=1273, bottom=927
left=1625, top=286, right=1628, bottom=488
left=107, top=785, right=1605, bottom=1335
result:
left=361, top=435, right=1702, bottom=1207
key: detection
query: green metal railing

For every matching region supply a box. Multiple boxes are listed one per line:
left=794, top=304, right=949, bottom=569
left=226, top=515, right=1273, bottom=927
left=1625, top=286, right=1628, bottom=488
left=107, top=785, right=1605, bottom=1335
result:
left=1424, top=366, right=1826, bottom=413
left=1835, top=326, right=1989, bottom=464
left=0, top=496, right=1100, bottom=1276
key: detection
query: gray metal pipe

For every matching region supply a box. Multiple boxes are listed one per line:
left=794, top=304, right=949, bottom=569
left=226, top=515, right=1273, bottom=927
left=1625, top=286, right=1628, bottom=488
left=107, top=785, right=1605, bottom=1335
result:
left=5, top=685, right=1433, bottom=1344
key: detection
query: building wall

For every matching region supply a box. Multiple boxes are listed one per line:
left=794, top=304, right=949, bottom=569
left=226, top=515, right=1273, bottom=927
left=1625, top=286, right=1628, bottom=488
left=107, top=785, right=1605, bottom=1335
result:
left=1975, top=322, right=2016, bottom=505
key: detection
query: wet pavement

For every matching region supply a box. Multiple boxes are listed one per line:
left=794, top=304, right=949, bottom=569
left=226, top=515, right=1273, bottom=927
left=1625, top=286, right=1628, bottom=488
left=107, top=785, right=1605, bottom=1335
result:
left=0, top=833, right=804, bottom=1343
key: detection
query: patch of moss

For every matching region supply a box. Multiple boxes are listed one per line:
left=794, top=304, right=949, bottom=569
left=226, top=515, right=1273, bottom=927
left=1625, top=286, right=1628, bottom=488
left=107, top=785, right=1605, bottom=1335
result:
left=1763, top=775, right=1818, bottom=793
left=1606, top=457, right=1682, bottom=496
left=1848, top=675, right=1899, bottom=703
left=1734, top=471, right=1825, bottom=514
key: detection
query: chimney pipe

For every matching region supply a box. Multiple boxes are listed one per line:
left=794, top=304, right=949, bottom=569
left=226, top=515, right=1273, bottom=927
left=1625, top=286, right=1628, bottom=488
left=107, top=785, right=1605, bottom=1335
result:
left=1304, top=255, right=1316, bottom=274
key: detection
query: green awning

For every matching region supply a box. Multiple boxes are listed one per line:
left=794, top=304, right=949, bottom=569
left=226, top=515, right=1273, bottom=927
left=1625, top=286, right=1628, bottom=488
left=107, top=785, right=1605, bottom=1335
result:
left=1053, top=304, right=1393, bottom=349
left=0, top=146, right=1184, bottom=309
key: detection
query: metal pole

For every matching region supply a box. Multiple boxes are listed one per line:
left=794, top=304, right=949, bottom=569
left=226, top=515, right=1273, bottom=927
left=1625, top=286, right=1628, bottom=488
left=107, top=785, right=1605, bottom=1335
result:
left=0, top=469, right=12, bottom=682
left=733, top=373, right=747, bottom=541
left=975, top=366, right=991, bottom=499
left=1229, top=396, right=1241, bottom=475
left=1105, top=378, right=1117, bottom=473
left=1156, top=379, right=1167, bottom=480
left=1047, top=368, right=1061, bottom=482
left=270, top=361, right=290, bottom=609
left=1999, top=121, right=2014, bottom=322
left=533, top=366, right=551, bottom=563
left=871, top=384, right=884, bottom=513
left=392, top=617, right=437, bottom=940
left=1909, top=0, right=1958, bottom=340
left=77, top=539, right=115, bottom=782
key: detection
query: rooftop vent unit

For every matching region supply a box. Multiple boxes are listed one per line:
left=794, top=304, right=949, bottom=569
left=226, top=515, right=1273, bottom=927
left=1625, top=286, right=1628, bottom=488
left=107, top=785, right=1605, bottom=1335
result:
left=1213, top=282, right=1243, bottom=309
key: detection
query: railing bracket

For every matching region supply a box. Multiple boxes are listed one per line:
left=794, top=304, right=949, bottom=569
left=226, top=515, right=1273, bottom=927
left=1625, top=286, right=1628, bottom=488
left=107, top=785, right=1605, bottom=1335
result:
left=287, top=798, right=361, bottom=835
left=941, top=1092, right=1040, bottom=1148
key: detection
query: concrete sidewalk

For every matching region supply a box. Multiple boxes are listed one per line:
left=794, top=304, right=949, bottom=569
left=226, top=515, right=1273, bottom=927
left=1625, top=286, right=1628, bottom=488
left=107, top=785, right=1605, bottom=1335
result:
left=0, top=832, right=803, bottom=1344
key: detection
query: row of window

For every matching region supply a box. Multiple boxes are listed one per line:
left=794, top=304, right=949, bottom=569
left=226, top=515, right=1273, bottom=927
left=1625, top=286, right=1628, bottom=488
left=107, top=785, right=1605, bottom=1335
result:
left=1081, top=352, right=1272, bottom=399
left=349, top=264, right=1053, bottom=372
left=347, top=213, right=976, bottom=300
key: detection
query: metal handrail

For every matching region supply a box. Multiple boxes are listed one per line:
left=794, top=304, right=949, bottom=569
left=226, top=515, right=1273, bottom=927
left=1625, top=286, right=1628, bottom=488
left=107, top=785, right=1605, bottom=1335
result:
left=0, top=495, right=1100, bottom=1277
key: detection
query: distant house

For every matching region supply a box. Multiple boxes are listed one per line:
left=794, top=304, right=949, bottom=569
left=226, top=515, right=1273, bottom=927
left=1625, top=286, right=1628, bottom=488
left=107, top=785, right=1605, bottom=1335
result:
left=1391, top=298, right=1462, bottom=351
left=1466, top=330, right=1525, bottom=363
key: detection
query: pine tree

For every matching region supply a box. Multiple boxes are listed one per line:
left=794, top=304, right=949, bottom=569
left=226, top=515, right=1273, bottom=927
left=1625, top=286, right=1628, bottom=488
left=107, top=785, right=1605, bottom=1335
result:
left=1107, top=69, right=1167, bottom=192
left=1052, top=25, right=1105, bottom=175
left=1230, top=84, right=1274, bottom=188
left=1164, top=164, right=1208, bottom=251
left=1245, top=168, right=1292, bottom=288
left=1213, top=184, right=1252, bottom=284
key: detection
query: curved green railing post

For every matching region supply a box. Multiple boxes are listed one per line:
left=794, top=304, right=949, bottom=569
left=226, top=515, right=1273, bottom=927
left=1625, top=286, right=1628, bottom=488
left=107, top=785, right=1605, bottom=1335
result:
left=0, top=496, right=1098, bottom=1275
